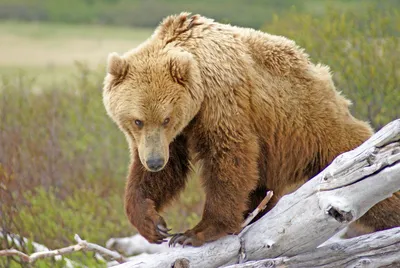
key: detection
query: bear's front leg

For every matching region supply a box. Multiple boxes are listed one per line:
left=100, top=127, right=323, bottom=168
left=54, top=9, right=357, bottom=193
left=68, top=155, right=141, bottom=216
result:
left=170, top=134, right=260, bottom=247
left=125, top=135, right=190, bottom=244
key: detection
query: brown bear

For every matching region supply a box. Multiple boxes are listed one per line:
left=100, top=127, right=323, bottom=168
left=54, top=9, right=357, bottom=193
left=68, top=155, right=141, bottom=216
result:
left=102, top=13, right=400, bottom=247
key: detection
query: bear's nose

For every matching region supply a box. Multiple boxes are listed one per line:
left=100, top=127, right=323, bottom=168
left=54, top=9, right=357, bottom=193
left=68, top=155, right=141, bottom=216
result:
left=146, top=157, right=165, bottom=171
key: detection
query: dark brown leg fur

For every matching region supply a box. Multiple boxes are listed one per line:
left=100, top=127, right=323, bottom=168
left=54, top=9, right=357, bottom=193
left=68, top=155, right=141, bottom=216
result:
left=244, top=141, right=271, bottom=223
left=170, top=134, right=260, bottom=247
left=124, top=134, right=190, bottom=244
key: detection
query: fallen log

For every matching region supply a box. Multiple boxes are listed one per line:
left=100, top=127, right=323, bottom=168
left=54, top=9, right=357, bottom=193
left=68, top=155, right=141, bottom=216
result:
left=225, top=227, right=400, bottom=268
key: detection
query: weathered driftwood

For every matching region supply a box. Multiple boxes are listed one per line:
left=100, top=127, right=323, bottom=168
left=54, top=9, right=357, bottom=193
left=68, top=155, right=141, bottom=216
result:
left=225, top=226, right=400, bottom=268
left=113, top=119, right=400, bottom=268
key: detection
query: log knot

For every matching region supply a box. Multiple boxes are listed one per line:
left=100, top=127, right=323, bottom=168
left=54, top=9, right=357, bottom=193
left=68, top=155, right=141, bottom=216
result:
left=172, top=258, right=190, bottom=268
left=326, top=206, right=354, bottom=223
left=354, top=258, right=372, bottom=267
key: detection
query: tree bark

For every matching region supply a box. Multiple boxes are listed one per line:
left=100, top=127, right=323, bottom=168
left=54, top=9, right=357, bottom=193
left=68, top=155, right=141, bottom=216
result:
left=113, top=119, right=400, bottom=268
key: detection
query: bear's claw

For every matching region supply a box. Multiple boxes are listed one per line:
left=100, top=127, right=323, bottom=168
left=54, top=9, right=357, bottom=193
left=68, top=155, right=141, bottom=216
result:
left=182, top=237, right=194, bottom=247
left=168, top=233, right=197, bottom=247
left=169, top=233, right=186, bottom=247
left=156, top=224, right=172, bottom=238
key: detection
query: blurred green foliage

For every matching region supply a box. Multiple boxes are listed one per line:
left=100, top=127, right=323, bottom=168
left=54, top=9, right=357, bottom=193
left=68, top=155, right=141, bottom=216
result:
left=0, top=0, right=398, bottom=29
left=1, top=2, right=399, bottom=267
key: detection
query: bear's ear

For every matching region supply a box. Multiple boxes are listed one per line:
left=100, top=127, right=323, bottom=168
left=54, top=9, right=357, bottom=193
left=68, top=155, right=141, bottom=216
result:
left=107, top=52, right=128, bottom=78
left=169, top=50, right=193, bottom=85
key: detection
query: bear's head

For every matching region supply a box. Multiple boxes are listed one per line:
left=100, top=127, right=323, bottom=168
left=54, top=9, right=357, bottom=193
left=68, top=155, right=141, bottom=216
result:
left=103, top=47, right=203, bottom=172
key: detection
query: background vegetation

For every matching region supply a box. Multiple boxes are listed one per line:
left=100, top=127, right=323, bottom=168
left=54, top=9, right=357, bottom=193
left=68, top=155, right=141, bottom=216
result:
left=0, top=0, right=397, bottom=29
left=0, top=1, right=399, bottom=267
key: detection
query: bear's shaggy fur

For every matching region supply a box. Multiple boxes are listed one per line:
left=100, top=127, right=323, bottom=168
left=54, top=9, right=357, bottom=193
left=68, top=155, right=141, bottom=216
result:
left=102, top=13, right=399, bottom=246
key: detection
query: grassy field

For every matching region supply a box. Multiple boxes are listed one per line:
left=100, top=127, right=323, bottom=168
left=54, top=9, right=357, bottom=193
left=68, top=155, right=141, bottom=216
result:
left=0, top=21, right=152, bottom=84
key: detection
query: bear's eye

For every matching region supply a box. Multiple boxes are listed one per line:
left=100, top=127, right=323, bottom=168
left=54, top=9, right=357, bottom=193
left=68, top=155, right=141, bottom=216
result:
left=162, top=117, right=170, bottom=126
left=134, top=119, right=143, bottom=128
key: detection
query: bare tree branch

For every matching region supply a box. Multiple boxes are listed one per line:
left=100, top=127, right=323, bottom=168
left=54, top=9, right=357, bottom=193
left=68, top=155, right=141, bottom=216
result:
left=0, top=234, right=127, bottom=264
left=0, top=230, right=80, bottom=267
left=74, top=234, right=127, bottom=264
left=241, top=191, right=273, bottom=228
left=0, top=249, right=30, bottom=262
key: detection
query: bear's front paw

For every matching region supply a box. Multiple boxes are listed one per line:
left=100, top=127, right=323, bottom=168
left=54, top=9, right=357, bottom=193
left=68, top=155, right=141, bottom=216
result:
left=136, top=199, right=171, bottom=244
